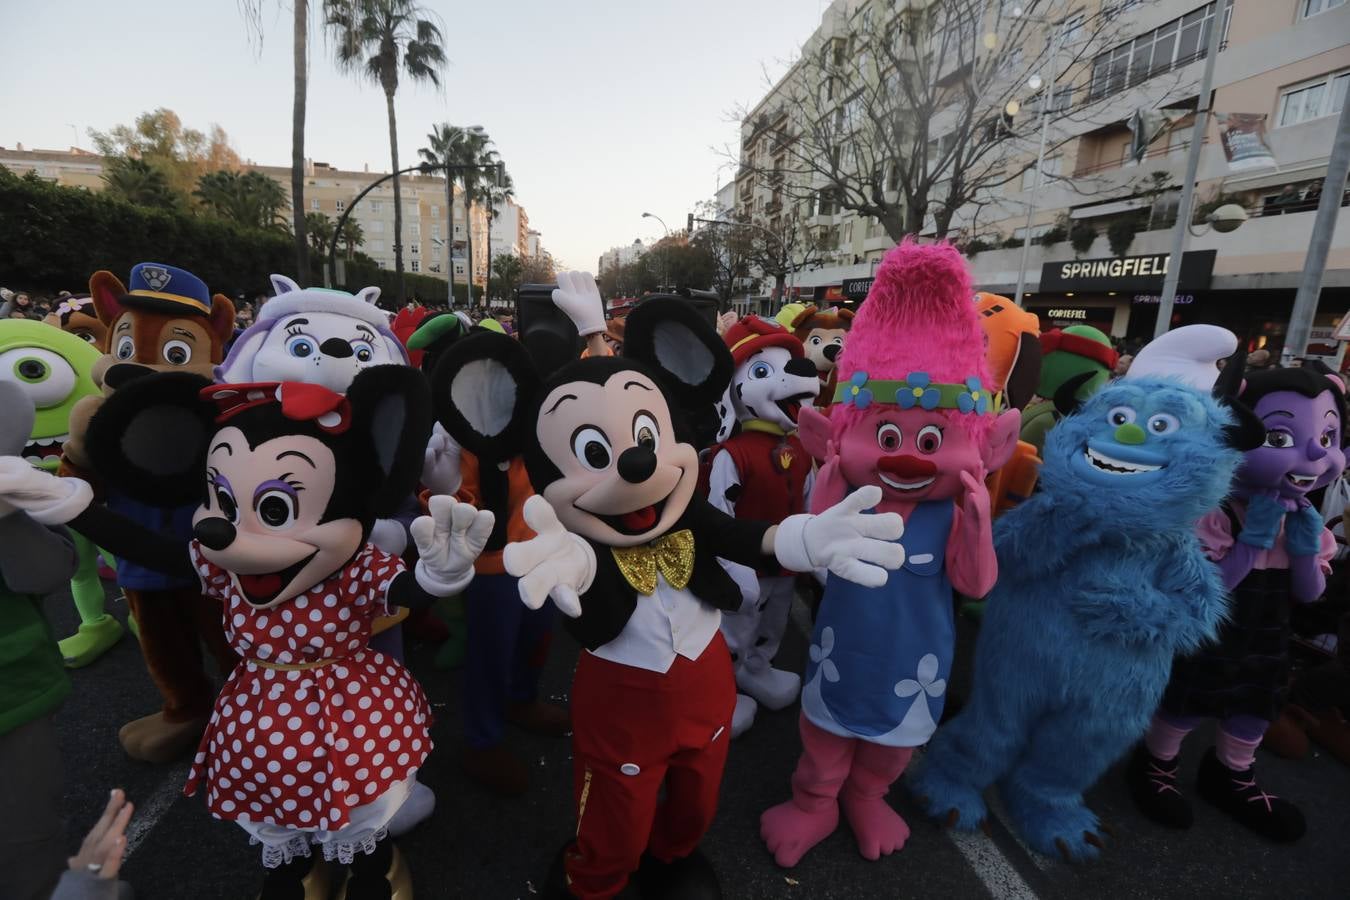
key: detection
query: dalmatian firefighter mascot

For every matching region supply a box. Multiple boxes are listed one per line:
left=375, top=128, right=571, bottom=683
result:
left=709, top=317, right=821, bottom=736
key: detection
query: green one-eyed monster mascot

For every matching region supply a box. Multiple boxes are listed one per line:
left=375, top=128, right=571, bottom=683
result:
left=0, top=319, right=122, bottom=666
left=1018, top=325, right=1119, bottom=455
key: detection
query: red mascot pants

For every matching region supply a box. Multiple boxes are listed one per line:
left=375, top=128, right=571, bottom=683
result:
left=564, top=632, right=735, bottom=900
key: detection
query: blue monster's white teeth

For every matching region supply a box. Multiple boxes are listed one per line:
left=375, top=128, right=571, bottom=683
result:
left=1287, top=473, right=1316, bottom=488
left=1085, top=448, right=1161, bottom=475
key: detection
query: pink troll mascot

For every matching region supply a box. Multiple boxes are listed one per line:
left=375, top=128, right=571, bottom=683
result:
left=760, top=240, right=1021, bottom=867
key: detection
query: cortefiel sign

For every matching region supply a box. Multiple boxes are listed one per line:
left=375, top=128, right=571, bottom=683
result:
left=843, top=277, right=874, bottom=300
left=1040, top=250, right=1216, bottom=292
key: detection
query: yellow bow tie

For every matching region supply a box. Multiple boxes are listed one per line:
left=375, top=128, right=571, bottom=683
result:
left=611, top=529, right=695, bottom=595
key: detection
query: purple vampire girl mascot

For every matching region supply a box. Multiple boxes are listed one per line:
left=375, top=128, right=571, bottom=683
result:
left=1129, top=363, right=1346, bottom=842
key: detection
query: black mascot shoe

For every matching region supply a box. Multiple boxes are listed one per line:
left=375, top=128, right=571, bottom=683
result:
left=1196, top=746, right=1306, bottom=843
left=635, top=847, right=722, bottom=900
left=542, top=842, right=641, bottom=899
left=1125, top=745, right=1193, bottom=829
left=258, top=852, right=329, bottom=900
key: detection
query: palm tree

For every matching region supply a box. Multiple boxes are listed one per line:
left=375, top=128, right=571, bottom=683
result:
left=482, top=167, right=514, bottom=300
left=195, top=170, right=289, bottom=230
left=339, top=217, right=365, bottom=259
left=237, top=0, right=311, bottom=281
left=419, top=123, right=469, bottom=306
left=325, top=0, right=446, bottom=305
left=306, top=211, right=336, bottom=256
left=102, top=157, right=178, bottom=209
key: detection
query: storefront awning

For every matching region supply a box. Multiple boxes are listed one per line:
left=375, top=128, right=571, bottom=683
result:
left=1069, top=197, right=1150, bottom=220
left=1222, top=160, right=1330, bottom=193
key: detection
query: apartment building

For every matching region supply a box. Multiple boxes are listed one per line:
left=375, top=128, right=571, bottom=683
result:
left=488, top=198, right=531, bottom=259
left=0, top=147, right=528, bottom=291
left=598, top=239, right=647, bottom=274
left=735, top=0, right=1349, bottom=364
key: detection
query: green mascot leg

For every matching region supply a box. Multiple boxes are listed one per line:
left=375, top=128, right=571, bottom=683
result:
left=58, top=532, right=124, bottom=667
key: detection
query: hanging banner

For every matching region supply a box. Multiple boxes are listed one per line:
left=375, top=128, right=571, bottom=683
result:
left=1216, top=112, right=1277, bottom=172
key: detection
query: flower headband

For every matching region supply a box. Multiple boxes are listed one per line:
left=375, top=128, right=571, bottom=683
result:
left=835, top=371, right=993, bottom=414
left=200, top=382, right=352, bottom=434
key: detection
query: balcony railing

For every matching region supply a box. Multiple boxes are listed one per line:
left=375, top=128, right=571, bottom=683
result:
left=1073, top=136, right=1208, bottom=177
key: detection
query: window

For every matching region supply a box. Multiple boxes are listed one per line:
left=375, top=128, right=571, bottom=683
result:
left=411, top=260, right=420, bottom=273
left=1060, top=14, right=1085, bottom=44
left=1088, top=1, right=1232, bottom=101
left=455, top=264, right=466, bottom=275
left=430, top=204, right=439, bottom=217
left=411, top=223, right=420, bottom=238
left=335, top=200, right=345, bottom=212
left=372, top=240, right=385, bottom=252
left=817, top=188, right=837, bottom=216
left=1278, top=71, right=1349, bottom=126
left=310, top=199, right=320, bottom=210
left=1302, top=0, right=1346, bottom=18
left=410, top=242, right=419, bottom=255
left=371, top=201, right=381, bottom=213
left=431, top=224, right=441, bottom=240
left=1021, top=156, right=1062, bottom=191
left=371, top=220, right=384, bottom=234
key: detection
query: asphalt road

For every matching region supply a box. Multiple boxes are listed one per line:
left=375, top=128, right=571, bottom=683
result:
left=44, top=580, right=1350, bottom=900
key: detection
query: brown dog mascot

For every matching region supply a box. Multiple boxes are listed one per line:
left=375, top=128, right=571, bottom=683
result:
left=61, top=262, right=238, bottom=763
left=790, top=305, right=854, bottom=407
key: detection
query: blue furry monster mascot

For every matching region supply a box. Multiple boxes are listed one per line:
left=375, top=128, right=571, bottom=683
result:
left=908, top=325, right=1259, bottom=861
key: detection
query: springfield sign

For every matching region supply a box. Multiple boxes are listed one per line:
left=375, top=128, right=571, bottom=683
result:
left=1041, top=250, right=1216, bottom=292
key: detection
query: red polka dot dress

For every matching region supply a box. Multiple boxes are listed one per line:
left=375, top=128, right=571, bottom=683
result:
left=184, top=541, right=433, bottom=833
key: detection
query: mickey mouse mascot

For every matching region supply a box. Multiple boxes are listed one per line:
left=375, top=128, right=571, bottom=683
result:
left=0, top=365, right=492, bottom=899
left=433, top=276, right=906, bottom=900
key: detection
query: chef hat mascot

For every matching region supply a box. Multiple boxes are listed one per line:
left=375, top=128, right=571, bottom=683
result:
left=760, top=240, right=1021, bottom=868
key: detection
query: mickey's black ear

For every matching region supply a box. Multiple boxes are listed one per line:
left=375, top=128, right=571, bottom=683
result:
left=346, top=365, right=433, bottom=517
left=429, top=331, right=540, bottom=461
left=85, top=372, right=215, bottom=507
left=622, top=297, right=733, bottom=407
left=1053, top=371, right=1098, bottom=419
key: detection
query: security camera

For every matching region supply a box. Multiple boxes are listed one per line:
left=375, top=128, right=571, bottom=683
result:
left=1206, top=203, right=1248, bottom=234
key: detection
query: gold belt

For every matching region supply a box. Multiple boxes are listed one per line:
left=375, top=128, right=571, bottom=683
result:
left=248, top=657, right=338, bottom=672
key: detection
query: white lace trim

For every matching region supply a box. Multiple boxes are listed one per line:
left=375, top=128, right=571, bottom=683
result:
left=252, top=826, right=388, bottom=869
left=321, top=826, right=388, bottom=865
left=254, top=833, right=312, bottom=869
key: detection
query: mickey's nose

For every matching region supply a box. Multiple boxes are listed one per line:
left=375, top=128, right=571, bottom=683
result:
left=194, top=517, right=236, bottom=550
left=319, top=338, right=354, bottom=358
left=786, top=357, right=818, bottom=378
left=617, top=446, right=657, bottom=483
left=822, top=344, right=841, bottom=362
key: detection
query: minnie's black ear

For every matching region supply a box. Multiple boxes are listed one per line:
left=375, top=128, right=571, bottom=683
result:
left=1053, top=371, right=1098, bottom=419
left=429, top=331, right=540, bottom=462
left=1212, top=348, right=1265, bottom=451
left=346, top=365, right=433, bottom=517
left=622, top=297, right=734, bottom=407
left=85, top=372, right=215, bottom=507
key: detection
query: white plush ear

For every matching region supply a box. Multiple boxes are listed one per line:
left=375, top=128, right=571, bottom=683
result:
left=381, top=335, right=411, bottom=366
left=214, top=329, right=271, bottom=384
left=270, top=274, right=301, bottom=296
left=357, top=286, right=382, bottom=306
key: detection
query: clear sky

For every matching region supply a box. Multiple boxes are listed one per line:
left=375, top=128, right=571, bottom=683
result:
left=0, top=0, right=826, bottom=272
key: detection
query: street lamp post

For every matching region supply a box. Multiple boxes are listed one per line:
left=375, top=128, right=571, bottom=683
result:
left=642, top=212, right=670, bottom=290
left=1012, top=14, right=1065, bottom=307
left=1153, top=7, right=1225, bottom=338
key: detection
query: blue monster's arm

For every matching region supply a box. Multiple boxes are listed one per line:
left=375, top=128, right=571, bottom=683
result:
left=992, top=491, right=1100, bottom=581
left=1060, top=535, right=1225, bottom=653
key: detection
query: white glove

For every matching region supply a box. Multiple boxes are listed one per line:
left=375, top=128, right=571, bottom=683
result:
left=0, top=458, right=94, bottom=525
left=411, top=494, right=495, bottom=596
left=551, top=270, right=607, bottom=337
left=774, top=485, right=905, bottom=588
left=501, top=495, right=596, bottom=618
left=421, top=423, right=463, bottom=496
left=719, top=558, right=760, bottom=613
left=369, top=518, right=408, bottom=557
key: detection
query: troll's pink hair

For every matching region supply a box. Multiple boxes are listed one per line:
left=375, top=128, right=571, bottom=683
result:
left=834, top=239, right=994, bottom=440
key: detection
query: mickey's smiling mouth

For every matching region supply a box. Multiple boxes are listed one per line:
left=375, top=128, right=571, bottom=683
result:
left=234, top=552, right=317, bottom=606
left=596, top=495, right=670, bottom=536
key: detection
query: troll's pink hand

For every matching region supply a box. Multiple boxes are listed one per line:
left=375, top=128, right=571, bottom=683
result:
left=948, top=469, right=997, bottom=598
left=811, top=444, right=849, bottom=515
